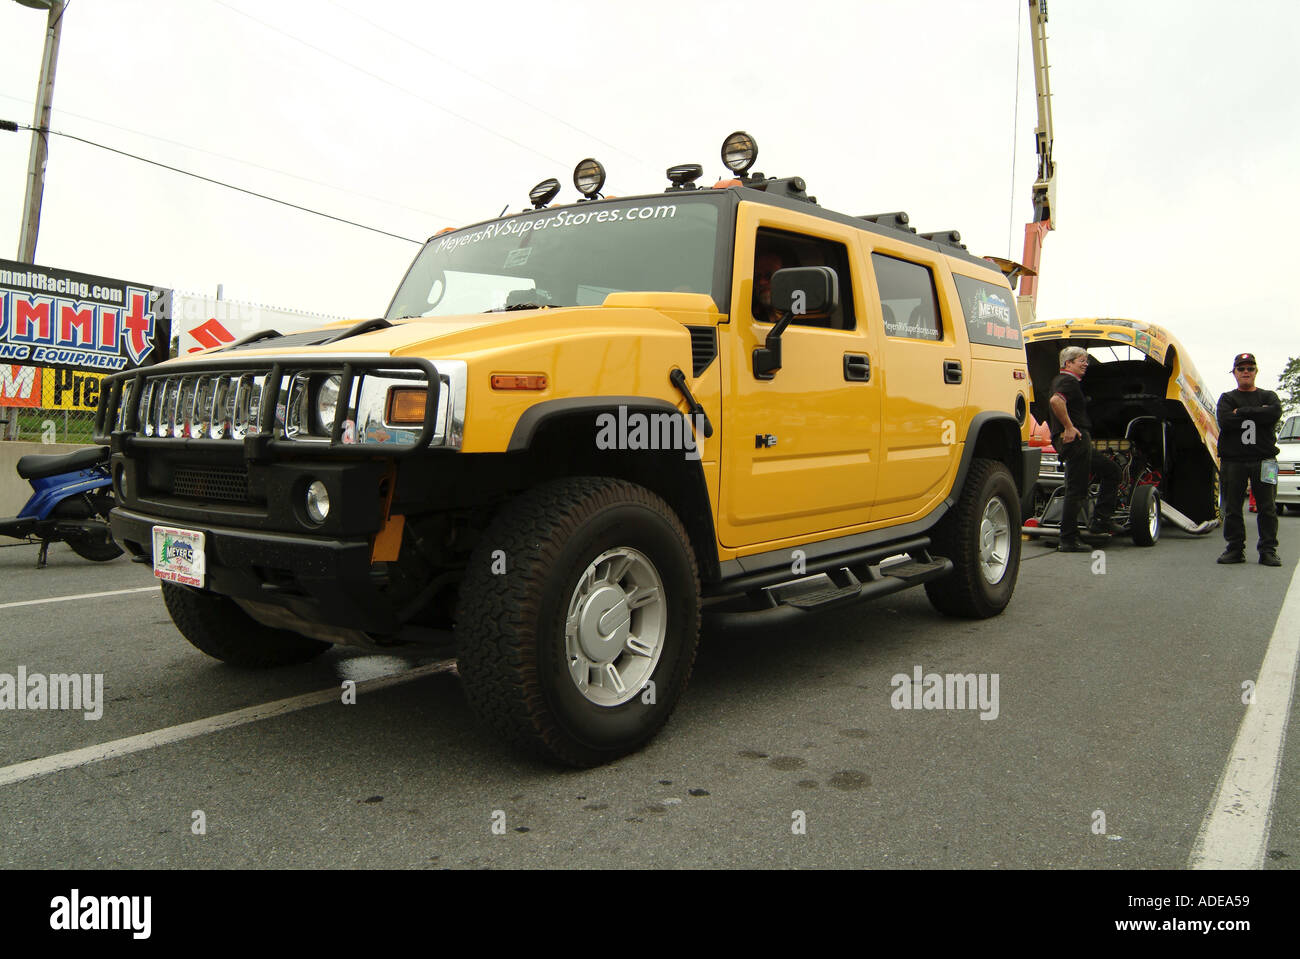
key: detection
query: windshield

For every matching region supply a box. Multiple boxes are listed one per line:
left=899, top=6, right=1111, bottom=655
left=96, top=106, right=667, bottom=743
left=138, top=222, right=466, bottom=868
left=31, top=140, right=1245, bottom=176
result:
left=1280, top=415, right=1300, bottom=441
left=386, top=195, right=726, bottom=320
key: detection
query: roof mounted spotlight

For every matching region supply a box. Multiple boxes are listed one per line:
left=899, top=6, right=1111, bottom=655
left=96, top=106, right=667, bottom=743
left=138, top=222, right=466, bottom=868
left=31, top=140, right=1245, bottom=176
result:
left=573, top=158, right=606, bottom=200
left=528, top=177, right=560, bottom=209
left=721, top=130, right=758, bottom=179
left=666, top=163, right=703, bottom=192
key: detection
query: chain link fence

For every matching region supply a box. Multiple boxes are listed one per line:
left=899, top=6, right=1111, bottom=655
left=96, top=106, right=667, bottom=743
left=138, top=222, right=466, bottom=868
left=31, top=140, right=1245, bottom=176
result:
left=1, top=406, right=97, bottom=444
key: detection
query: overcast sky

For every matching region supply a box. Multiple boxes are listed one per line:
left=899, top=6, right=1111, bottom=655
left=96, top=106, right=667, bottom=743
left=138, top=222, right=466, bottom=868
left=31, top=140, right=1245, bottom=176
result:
left=2, top=0, right=1297, bottom=392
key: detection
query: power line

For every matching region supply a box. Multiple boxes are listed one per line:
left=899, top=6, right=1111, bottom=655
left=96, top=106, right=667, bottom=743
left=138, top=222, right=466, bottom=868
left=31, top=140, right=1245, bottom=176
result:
left=207, top=0, right=570, bottom=169
left=323, top=0, right=653, bottom=174
left=0, top=90, right=455, bottom=223
left=2, top=120, right=422, bottom=244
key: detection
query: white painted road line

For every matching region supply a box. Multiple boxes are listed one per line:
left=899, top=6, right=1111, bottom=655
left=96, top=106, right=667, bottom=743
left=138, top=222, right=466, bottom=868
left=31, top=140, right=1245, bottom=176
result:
left=0, top=661, right=456, bottom=788
left=1189, top=559, right=1300, bottom=869
left=0, top=585, right=161, bottom=611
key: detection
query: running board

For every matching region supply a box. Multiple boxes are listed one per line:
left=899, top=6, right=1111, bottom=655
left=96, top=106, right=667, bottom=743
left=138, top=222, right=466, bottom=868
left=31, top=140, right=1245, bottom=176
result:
left=704, top=554, right=952, bottom=628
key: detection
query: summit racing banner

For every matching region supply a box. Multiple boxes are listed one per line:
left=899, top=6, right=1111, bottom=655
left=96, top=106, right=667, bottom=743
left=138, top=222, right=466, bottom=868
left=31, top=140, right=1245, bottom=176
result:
left=0, top=259, right=170, bottom=374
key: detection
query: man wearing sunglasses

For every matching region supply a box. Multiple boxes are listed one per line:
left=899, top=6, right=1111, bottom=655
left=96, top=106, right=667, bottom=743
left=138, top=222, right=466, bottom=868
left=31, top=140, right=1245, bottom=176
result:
left=1216, top=353, right=1283, bottom=566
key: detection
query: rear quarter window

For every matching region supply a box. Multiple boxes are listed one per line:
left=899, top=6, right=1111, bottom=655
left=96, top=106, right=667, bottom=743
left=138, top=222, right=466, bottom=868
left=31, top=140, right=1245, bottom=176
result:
left=953, top=275, right=1022, bottom=348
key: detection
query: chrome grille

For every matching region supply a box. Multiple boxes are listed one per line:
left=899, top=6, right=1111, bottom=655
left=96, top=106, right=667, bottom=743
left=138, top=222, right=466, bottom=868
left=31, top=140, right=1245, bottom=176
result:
left=101, top=359, right=464, bottom=450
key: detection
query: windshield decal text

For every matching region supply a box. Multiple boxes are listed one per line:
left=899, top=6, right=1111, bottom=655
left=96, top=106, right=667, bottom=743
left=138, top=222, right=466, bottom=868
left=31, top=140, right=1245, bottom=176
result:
left=435, top=204, right=678, bottom=254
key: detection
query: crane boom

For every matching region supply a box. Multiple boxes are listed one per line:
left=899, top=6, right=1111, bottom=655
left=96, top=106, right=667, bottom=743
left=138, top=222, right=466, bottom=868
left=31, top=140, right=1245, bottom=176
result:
left=1017, top=0, right=1056, bottom=324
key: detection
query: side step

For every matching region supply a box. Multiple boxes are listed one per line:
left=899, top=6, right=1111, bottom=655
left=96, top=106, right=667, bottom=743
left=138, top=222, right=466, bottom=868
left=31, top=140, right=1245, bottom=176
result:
left=704, top=553, right=952, bottom=629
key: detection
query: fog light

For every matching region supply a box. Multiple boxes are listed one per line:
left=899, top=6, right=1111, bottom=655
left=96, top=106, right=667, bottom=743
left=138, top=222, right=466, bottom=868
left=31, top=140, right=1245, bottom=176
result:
left=306, top=480, right=330, bottom=524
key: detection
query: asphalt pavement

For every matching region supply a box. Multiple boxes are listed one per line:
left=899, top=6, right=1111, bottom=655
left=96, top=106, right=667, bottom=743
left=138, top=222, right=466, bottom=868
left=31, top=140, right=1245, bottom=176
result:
left=1, top=518, right=1298, bottom=870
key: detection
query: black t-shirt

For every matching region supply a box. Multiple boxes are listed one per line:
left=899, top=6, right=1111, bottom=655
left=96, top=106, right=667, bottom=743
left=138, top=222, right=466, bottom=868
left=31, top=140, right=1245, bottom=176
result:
left=1048, top=371, right=1090, bottom=439
left=1216, top=388, right=1282, bottom=460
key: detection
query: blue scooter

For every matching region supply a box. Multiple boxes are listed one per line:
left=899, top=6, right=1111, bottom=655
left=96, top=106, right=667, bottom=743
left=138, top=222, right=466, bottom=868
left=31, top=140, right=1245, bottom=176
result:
left=0, top=446, right=122, bottom=568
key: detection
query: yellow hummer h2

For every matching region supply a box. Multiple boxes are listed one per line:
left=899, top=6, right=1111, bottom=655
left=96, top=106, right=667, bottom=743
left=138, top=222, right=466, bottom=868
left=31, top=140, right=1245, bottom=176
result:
left=96, top=132, right=1038, bottom=766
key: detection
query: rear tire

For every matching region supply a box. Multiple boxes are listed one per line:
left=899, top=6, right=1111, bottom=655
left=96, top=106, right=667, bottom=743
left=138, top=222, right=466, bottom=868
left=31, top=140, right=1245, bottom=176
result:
left=161, top=582, right=331, bottom=667
left=455, top=477, right=700, bottom=767
left=53, top=493, right=123, bottom=562
left=925, top=458, right=1021, bottom=618
left=65, top=531, right=123, bottom=562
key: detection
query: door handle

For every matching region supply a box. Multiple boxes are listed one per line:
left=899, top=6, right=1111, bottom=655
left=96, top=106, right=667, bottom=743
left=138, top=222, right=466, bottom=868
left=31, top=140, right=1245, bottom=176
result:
left=843, top=353, right=871, bottom=382
left=943, top=359, right=963, bottom=384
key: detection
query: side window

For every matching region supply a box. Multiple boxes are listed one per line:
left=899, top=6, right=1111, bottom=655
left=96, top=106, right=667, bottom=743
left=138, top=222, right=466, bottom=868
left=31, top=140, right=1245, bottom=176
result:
left=871, top=252, right=941, bottom=341
left=754, top=228, right=856, bottom=330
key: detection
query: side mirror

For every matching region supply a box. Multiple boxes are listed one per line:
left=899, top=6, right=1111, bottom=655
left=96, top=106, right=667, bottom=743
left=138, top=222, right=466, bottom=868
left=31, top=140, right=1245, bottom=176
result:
left=753, top=266, right=840, bottom=379
left=772, top=266, right=837, bottom=317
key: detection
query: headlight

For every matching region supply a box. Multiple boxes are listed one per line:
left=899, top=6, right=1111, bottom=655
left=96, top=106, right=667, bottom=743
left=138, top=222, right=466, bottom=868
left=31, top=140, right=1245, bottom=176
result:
left=315, top=374, right=342, bottom=434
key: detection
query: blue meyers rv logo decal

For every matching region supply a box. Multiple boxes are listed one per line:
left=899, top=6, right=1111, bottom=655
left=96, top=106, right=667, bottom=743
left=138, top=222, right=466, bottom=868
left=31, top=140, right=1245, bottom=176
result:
left=166, top=539, right=194, bottom=564
left=0, top=259, right=166, bottom=373
left=975, top=288, right=1011, bottom=327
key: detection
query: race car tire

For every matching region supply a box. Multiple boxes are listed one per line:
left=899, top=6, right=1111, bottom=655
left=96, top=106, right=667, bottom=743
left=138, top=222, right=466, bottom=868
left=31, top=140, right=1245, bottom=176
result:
left=1131, top=484, right=1161, bottom=547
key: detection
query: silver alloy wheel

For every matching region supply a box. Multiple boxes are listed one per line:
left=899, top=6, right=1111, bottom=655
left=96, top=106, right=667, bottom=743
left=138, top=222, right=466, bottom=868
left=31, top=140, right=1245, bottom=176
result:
left=1144, top=488, right=1160, bottom=539
left=978, top=497, right=1012, bottom=584
left=564, top=547, right=667, bottom=706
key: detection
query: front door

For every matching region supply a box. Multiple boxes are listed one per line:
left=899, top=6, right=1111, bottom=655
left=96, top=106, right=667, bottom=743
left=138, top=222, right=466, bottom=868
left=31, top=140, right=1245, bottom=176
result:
left=718, top=203, right=881, bottom=550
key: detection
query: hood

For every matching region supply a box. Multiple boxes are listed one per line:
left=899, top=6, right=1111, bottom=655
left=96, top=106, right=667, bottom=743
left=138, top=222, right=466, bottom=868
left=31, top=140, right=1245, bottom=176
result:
left=165, top=293, right=721, bottom=368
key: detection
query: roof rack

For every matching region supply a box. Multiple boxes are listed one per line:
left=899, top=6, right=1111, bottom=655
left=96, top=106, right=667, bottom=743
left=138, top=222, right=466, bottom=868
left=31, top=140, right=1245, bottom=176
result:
left=919, top=230, right=967, bottom=251
left=744, top=176, right=816, bottom=204
left=860, top=211, right=915, bottom=233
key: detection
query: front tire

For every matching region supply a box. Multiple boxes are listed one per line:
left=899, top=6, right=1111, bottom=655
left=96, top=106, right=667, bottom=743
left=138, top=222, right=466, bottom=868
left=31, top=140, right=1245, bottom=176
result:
left=455, top=477, right=701, bottom=767
left=925, top=458, right=1021, bottom=618
left=161, top=582, right=331, bottom=667
left=1130, top=483, right=1161, bottom=546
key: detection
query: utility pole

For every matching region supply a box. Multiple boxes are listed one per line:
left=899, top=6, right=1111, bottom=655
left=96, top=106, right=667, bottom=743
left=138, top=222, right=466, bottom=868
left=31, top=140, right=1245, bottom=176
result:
left=4, top=0, right=65, bottom=441
left=16, top=0, right=66, bottom=263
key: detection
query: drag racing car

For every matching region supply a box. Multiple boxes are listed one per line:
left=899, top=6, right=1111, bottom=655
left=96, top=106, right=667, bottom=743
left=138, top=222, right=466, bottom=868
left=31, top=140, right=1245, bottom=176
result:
left=1020, top=318, right=1221, bottom=546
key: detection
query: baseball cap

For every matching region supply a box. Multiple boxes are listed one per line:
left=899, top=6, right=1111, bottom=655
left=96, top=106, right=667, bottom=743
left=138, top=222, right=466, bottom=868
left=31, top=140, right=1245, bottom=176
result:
left=1233, top=352, right=1257, bottom=369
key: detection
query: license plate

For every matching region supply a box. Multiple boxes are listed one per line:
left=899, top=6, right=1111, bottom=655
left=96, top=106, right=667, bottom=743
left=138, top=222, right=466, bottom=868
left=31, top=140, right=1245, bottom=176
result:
left=152, top=525, right=206, bottom=588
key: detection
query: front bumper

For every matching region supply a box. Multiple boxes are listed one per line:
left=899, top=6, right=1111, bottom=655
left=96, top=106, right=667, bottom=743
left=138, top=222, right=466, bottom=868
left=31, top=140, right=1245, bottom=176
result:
left=112, top=506, right=400, bottom=633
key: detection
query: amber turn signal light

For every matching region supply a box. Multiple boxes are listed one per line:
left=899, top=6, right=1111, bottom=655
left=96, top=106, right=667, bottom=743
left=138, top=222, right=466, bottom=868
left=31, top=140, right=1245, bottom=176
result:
left=491, top=374, right=548, bottom=391
left=386, top=388, right=428, bottom=424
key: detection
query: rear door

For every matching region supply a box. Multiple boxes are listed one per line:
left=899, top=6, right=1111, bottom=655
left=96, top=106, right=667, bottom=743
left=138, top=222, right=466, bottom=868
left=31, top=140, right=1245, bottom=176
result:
left=862, top=240, right=970, bottom=523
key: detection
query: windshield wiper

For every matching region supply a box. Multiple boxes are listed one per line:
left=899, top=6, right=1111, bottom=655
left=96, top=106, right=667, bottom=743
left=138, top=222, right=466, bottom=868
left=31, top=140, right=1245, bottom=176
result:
left=485, top=302, right=562, bottom=312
